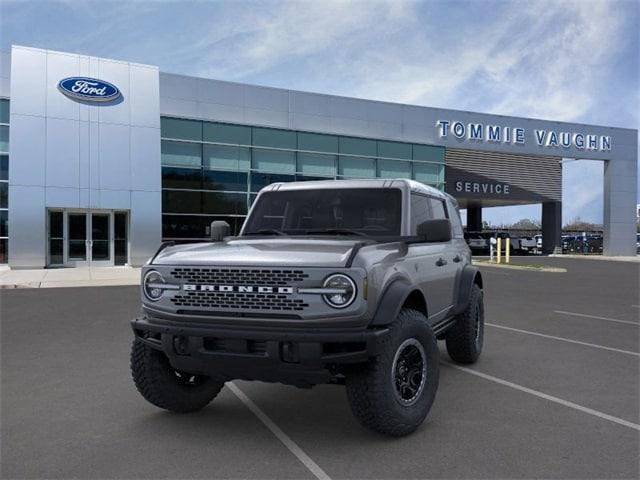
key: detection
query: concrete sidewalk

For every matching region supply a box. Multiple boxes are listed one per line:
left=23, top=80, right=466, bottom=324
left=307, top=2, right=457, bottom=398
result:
left=0, top=266, right=141, bottom=289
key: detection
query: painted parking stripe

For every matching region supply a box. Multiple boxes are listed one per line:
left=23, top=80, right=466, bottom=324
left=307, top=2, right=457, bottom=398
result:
left=554, top=310, right=639, bottom=326
left=228, top=382, right=331, bottom=480
left=486, top=323, right=640, bottom=357
left=444, top=362, right=640, bottom=431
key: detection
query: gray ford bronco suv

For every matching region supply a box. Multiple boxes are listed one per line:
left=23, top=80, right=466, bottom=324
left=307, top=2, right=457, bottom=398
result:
left=131, top=179, right=484, bottom=436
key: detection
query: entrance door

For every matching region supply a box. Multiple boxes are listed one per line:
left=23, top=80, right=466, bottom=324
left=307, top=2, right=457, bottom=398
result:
left=48, top=210, right=129, bottom=267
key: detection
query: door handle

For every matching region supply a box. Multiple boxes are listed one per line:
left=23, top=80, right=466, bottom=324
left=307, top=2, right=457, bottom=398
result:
left=453, top=255, right=462, bottom=263
left=436, top=257, right=447, bottom=267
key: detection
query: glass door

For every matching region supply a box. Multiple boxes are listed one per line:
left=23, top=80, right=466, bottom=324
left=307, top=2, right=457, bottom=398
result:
left=90, top=213, right=112, bottom=266
left=67, top=213, right=89, bottom=266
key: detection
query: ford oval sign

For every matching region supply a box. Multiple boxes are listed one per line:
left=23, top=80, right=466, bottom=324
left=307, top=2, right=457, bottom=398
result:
left=58, top=77, right=121, bottom=102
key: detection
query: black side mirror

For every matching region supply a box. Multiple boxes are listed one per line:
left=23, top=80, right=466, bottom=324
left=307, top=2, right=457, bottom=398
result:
left=210, top=221, right=231, bottom=242
left=416, top=219, right=452, bottom=243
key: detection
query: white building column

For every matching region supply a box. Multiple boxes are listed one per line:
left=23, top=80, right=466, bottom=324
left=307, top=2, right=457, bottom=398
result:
left=603, top=147, right=638, bottom=256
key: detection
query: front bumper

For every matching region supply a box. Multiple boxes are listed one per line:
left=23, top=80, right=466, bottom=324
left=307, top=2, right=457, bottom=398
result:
left=131, top=315, right=388, bottom=387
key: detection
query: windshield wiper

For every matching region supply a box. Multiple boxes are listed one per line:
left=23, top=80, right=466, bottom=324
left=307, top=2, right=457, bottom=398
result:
left=306, top=228, right=369, bottom=237
left=244, top=229, right=287, bottom=236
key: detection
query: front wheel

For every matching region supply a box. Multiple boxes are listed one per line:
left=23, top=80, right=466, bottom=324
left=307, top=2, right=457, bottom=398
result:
left=345, top=309, right=439, bottom=436
left=130, top=339, right=224, bottom=413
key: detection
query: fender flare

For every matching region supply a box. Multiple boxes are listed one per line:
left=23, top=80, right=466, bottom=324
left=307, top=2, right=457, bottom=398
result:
left=452, top=265, right=483, bottom=315
left=369, top=278, right=417, bottom=327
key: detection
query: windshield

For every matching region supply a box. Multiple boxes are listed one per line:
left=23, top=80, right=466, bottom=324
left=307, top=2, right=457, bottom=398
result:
left=242, top=188, right=402, bottom=237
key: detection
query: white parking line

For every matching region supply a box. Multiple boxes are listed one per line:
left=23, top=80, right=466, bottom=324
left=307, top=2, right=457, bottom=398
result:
left=554, top=310, right=639, bottom=326
left=228, top=382, right=331, bottom=480
left=444, top=362, right=640, bottom=431
left=486, top=323, right=640, bottom=357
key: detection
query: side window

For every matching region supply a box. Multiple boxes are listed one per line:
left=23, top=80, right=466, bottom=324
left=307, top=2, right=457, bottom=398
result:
left=428, top=198, right=448, bottom=220
left=447, top=199, right=464, bottom=238
left=410, top=194, right=431, bottom=234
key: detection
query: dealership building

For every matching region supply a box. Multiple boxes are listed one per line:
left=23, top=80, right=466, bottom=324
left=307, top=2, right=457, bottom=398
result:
left=0, top=45, right=637, bottom=268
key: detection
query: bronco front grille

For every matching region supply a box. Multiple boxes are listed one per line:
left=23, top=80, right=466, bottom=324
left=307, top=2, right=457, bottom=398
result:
left=170, top=268, right=309, bottom=286
left=170, top=291, right=309, bottom=311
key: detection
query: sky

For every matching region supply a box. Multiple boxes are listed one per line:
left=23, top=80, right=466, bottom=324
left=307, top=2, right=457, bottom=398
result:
left=1, top=0, right=638, bottom=226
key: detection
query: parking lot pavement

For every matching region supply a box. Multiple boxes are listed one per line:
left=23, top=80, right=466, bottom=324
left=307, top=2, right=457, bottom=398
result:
left=1, top=257, right=639, bottom=479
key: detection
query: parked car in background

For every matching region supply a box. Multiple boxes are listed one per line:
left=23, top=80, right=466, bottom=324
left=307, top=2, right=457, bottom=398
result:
left=518, top=236, right=537, bottom=254
left=464, top=231, right=489, bottom=253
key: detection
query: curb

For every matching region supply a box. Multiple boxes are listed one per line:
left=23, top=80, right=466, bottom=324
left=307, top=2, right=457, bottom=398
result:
left=473, top=260, right=567, bottom=273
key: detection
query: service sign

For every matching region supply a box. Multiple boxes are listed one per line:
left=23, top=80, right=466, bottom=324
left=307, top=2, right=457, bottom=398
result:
left=58, top=77, right=121, bottom=102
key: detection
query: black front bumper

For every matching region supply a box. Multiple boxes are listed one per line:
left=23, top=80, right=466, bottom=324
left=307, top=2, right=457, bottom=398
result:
left=131, top=316, right=388, bottom=387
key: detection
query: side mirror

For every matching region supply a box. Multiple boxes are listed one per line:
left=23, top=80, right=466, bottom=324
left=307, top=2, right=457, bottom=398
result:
left=416, top=219, right=452, bottom=243
left=210, top=221, right=231, bottom=242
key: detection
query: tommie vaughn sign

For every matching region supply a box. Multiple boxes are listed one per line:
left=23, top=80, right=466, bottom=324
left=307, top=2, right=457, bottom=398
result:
left=58, top=77, right=121, bottom=102
left=436, top=120, right=612, bottom=152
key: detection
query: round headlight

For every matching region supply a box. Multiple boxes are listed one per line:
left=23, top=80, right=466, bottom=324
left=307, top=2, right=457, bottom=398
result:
left=143, top=270, right=165, bottom=301
left=322, top=274, right=356, bottom=308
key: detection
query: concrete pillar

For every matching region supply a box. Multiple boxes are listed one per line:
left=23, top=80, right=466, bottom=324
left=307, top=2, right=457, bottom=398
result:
left=542, top=201, right=562, bottom=254
left=603, top=154, right=637, bottom=256
left=467, top=205, right=482, bottom=232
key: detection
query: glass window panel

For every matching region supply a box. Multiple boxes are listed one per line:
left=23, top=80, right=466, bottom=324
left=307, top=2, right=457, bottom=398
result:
left=0, top=99, right=9, bottom=124
left=378, top=159, right=411, bottom=178
left=203, top=122, right=251, bottom=145
left=162, top=167, right=202, bottom=189
left=297, top=132, right=339, bottom=153
left=114, top=213, right=128, bottom=265
left=413, top=163, right=443, bottom=185
left=252, top=127, right=296, bottom=149
left=410, top=194, right=431, bottom=234
left=161, top=117, right=201, bottom=141
left=161, top=140, right=201, bottom=167
left=0, top=183, right=7, bottom=208
left=413, top=144, right=445, bottom=163
left=378, top=141, right=411, bottom=160
left=0, top=210, right=7, bottom=237
left=202, top=192, right=247, bottom=215
left=0, top=155, right=7, bottom=180
left=429, top=198, right=448, bottom=219
left=48, top=211, right=63, bottom=238
left=202, top=170, right=248, bottom=192
left=250, top=172, right=295, bottom=192
left=0, top=238, right=6, bottom=263
left=339, top=137, right=376, bottom=157
left=0, top=126, right=8, bottom=153
left=296, top=175, right=331, bottom=182
left=297, top=152, right=336, bottom=177
left=162, top=190, right=202, bottom=214
left=252, top=148, right=295, bottom=174
left=203, top=144, right=250, bottom=171
left=49, top=239, right=62, bottom=265
left=338, top=156, right=376, bottom=178
left=163, top=215, right=242, bottom=239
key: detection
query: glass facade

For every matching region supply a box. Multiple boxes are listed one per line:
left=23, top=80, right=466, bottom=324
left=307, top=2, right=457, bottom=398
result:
left=160, top=117, right=446, bottom=241
left=0, top=99, right=8, bottom=263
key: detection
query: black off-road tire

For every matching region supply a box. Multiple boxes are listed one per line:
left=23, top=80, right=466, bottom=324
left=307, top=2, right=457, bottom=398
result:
left=131, top=340, right=224, bottom=413
left=445, top=284, right=484, bottom=364
left=345, top=309, right=439, bottom=436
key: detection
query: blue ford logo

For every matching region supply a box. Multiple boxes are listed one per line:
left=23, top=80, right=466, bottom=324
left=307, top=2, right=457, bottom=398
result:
left=58, top=77, right=121, bottom=102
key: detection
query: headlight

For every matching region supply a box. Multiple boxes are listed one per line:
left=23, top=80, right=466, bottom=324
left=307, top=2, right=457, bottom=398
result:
left=143, top=270, right=165, bottom=301
left=322, top=274, right=356, bottom=308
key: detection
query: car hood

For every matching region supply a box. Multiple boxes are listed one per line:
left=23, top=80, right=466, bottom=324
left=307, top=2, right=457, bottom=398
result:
left=152, top=238, right=365, bottom=267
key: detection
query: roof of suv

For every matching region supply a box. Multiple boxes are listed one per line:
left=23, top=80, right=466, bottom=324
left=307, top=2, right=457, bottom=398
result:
left=261, top=178, right=448, bottom=199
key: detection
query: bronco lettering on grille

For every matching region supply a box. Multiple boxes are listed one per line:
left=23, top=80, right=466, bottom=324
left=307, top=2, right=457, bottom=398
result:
left=182, top=285, right=295, bottom=294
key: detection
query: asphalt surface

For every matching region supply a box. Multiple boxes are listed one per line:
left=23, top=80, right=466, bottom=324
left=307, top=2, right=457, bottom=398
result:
left=1, top=257, right=639, bottom=479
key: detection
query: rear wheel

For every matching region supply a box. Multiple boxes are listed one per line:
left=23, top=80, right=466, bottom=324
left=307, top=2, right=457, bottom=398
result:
left=346, top=309, right=439, bottom=436
left=445, top=284, right=484, bottom=363
left=131, top=339, right=224, bottom=413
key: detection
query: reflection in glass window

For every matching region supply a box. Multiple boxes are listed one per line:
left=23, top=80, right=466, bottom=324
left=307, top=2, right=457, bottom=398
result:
left=161, top=117, right=202, bottom=141
left=202, top=170, right=248, bottom=192
left=0, top=155, right=7, bottom=181
left=250, top=172, right=295, bottom=192
left=413, top=144, right=445, bottom=163
left=0, top=99, right=9, bottom=124
left=429, top=198, right=448, bottom=219
left=298, top=132, right=339, bottom=153
left=0, top=126, right=8, bottom=154
left=162, top=190, right=202, bottom=214
left=413, top=163, right=443, bottom=186
left=252, top=149, right=295, bottom=174
left=378, top=141, right=411, bottom=160
left=378, top=159, right=411, bottom=178
left=204, top=144, right=250, bottom=171
left=297, top=152, right=336, bottom=177
left=162, top=167, right=202, bottom=190
left=203, top=122, right=251, bottom=145
left=0, top=210, right=7, bottom=237
left=161, top=141, right=201, bottom=167
left=410, top=195, right=431, bottom=234
left=339, top=137, right=376, bottom=157
left=202, top=192, right=247, bottom=215
left=0, top=183, right=7, bottom=208
left=338, top=156, right=376, bottom=178
left=252, top=127, right=296, bottom=149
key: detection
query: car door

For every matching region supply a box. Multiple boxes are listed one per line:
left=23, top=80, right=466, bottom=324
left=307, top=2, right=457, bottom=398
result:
left=407, top=194, right=456, bottom=321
